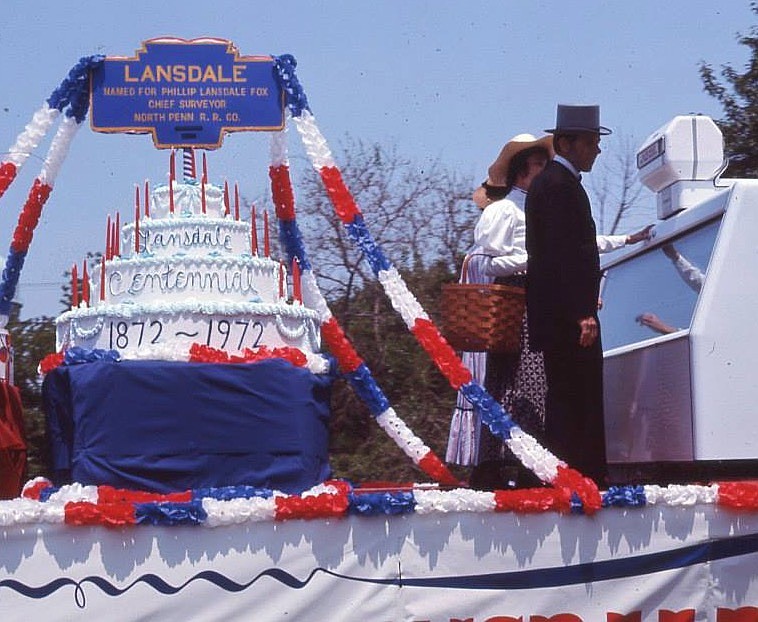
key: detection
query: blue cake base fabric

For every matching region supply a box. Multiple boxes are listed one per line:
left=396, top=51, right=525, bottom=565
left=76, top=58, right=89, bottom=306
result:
left=43, top=358, right=334, bottom=494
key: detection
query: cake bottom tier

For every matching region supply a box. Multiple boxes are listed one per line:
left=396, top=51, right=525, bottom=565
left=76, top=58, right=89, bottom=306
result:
left=43, top=359, right=334, bottom=494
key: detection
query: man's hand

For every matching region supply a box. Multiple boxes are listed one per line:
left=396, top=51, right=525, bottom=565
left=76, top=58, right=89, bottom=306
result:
left=578, top=316, right=598, bottom=347
left=625, top=224, right=654, bottom=245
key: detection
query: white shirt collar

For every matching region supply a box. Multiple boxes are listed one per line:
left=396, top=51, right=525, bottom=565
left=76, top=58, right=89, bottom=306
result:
left=553, top=154, right=581, bottom=179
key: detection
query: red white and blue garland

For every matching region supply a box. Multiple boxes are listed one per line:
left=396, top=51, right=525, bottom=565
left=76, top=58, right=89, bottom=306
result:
left=2, top=476, right=757, bottom=528
left=0, top=56, right=104, bottom=324
left=268, top=120, right=459, bottom=487
left=271, top=55, right=601, bottom=511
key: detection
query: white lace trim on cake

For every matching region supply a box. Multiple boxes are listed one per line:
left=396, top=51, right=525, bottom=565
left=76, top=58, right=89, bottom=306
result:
left=70, top=316, right=105, bottom=341
left=57, top=300, right=321, bottom=324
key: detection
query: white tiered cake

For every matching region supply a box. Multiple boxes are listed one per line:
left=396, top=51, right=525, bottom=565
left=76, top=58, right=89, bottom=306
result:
left=54, top=171, right=321, bottom=361
left=42, top=158, right=333, bottom=493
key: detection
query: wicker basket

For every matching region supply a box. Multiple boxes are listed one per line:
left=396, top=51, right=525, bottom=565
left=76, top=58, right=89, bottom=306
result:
left=440, top=257, right=525, bottom=353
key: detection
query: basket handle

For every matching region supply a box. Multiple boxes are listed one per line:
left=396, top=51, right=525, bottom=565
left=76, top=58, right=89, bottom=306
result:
left=459, top=253, right=494, bottom=285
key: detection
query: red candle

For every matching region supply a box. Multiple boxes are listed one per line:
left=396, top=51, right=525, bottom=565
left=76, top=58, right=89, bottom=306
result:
left=251, top=205, right=258, bottom=255
left=292, top=258, right=302, bottom=303
left=201, top=177, right=207, bottom=214
left=234, top=183, right=240, bottom=221
left=111, top=222, right=117, bottom=259
left=100, top=255, right=106, bottom=302
left=71, top=263, right=78, bottom=307
left=144, top=180, right=150, bottom=217
left=134, top=205, right=140, bottom=253
left=169, top=176, right=174, bottom=214
left=105, top=215, right=112, bottom=260
left=223, top=180, right=230, bottom=216
left=115, top=212, right=121, bottom=257
left=82, top=261, right=90, bottom=305
left=202, top=152, right=208, bottom=183
left=263, top=210, right=270, bottom=257
left=170, top=149, right=176, bottom=181
left=135, top=184, right=140, bottom=214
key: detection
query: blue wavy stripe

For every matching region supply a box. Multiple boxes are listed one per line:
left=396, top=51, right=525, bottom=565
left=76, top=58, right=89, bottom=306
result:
left=2, top=532, right=756, bottom=606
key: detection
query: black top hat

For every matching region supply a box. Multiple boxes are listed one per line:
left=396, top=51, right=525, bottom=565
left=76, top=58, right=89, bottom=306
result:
left=545, top=104, right=612, bottom=135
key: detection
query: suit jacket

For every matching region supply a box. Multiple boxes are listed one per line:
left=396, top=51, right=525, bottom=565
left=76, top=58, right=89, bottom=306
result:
left=525, top=160, right=601, bottom=351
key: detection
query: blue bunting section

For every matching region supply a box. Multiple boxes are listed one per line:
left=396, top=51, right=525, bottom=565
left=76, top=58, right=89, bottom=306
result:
left=2, top=478, right=757, bottom=529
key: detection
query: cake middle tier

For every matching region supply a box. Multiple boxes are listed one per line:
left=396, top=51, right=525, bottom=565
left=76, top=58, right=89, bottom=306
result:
left=96, top=255, right=285, bottom=305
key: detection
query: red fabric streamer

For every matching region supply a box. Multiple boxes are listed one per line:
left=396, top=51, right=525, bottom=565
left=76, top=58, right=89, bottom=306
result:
left=0, top=162, right=18, bottom=198
left=418, top=452, right=462, bottom=487
left=552, top=465, right=602, bottom=515
left=188, top=343, right=307, bottom=368
left=717, top=481, right=758, bottom=510
left=11, top=179, right=52, bottom=252
left=274, top=489, right=350, bottom=521
left=64, top=501, right=136, bottom=527
left=269, top=165, right=296, bottom=221
left=411, top=318, right=472, bottom=389
left=97, top=485, right=192, bottom=505
left=494, top=487, right=572, bottom=513
left=319, top=167, right=361, bottom=223
left=39, top=352, right=65, bottom=375
left=320, top=317, right=363, bottom=373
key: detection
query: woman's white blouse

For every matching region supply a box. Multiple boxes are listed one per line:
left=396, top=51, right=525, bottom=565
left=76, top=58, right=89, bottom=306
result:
left=467, top=187, right=627, bottom=279
left=469, top=188, right=528, bottom=277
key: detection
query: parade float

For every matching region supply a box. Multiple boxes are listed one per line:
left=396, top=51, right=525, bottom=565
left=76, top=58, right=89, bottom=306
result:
left=0, top=38, right=757, bottom=621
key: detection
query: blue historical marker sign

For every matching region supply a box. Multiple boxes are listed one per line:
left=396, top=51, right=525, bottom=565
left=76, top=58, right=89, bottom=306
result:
left=90, top=38, right=285, bottom=149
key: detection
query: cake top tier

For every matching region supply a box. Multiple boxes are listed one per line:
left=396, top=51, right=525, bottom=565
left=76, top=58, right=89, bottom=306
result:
left=150, top=178, right=232, bottom=220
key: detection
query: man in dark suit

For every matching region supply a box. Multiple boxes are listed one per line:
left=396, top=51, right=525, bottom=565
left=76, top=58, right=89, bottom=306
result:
left=525, top=104, right=611, bottom=484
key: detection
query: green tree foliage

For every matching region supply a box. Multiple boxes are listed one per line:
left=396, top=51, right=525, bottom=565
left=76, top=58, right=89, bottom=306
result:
left=700, top=1, right=758, bottom=177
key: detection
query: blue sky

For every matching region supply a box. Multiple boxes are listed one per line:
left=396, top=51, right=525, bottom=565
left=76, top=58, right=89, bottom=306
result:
left=0, top=0, right=752, bottom=318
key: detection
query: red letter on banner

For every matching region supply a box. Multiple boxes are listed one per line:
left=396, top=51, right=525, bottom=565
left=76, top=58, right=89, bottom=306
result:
left=608, top=614, right=641, bottom=622
left=717, top=607, right=758, bottom=622
left=659, top=611, right=695, bottom=622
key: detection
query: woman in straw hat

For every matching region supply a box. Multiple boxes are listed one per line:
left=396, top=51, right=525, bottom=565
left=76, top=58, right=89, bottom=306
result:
left=447, top=133, right=553, bottom=489
left=447, top=132, right=651, bottom=490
